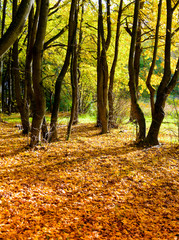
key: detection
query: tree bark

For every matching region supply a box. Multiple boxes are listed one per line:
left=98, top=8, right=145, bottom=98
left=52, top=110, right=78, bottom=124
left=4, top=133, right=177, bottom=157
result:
left=146, top=58, right=179, bottom=145
left=30, top=0, right=49, bottom=147
left=25, top=2, right=41, bottom=117
left=0, top=0, right=7, bottom=112
left=97, top=0, right=111, bottom=134
left=128, top=0, right=146, bottom=141
left=146, top=0, right=162, bottom=118
left=48, top=0, right=77, bottom=142
left=108, top=0, right=123, bottom=128
left=73, top=0, right=85, bottom=124
left=12, top=0, right=30, bottom=134
left=67, top=21, right=78, bottom=140
left=146, top=0, right=179, bottom=145
left=0, top=0, right=34, bottom=57
left=129, top=1, right=143, bottom=122
left=8, top=51, right=12, bottom=115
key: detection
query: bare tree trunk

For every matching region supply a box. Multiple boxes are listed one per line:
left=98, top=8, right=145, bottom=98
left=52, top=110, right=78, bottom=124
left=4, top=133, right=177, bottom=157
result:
left=0, top=0, right=34, bottom=57
left=48, top=0, right=77, bottom=142
left=8, top=51, right=12, bottom=115
left=12, top=0, right=30, bottom=134
left=128, top=0, right=146, bottom=141
left=146, top=0, right=162, bottom=118
left=108, top=0, right=123, bottom=128
left=0, top=0, right=7, bottom=112
left=67, top=21, right=78, bottom=140
left=73, top=0, right=84, bottom=124
left=25, top=2, right=41, bottom=118
left=97, top=0, right=111, bottom=134
left=42, top=116, right=48, bottom=141
left=146, top=0, right=179, bottom=145
left=129, top=1, right=143, bottom=122
left=30, top=0, right=49, bottom=147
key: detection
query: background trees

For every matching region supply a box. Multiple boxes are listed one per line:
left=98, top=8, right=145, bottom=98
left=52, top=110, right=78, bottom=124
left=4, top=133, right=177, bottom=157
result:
left=0, top=0, right=178, bottom=146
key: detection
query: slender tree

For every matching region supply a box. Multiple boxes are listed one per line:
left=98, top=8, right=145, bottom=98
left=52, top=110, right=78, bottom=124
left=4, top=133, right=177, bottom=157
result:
left=25, top=2, right=42, bottom=118
left=30, top=0, right=49, bottom=147
left=66, top=11, right=78, bottom=140
left=97, top=0, right=111, bottom=133
left=0, top=0, right=7, bottom=112
left=128, top=0, right=146, bottom=141
left=0, top=0, right=34, bottom=57
left=125, top=1, right=143, bottom=122
left=12, top=0, right=30, bottom=133
left=146, top=0, right=162, bottom=118
left=108, top=0, right=123, bottom=128
left=73, top=0, right=85, bottom=124
left=48, top=0, right=78, bottom=142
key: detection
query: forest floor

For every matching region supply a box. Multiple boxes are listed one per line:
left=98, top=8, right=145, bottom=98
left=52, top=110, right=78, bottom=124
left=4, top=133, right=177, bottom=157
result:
left=0, top=121, right=178, bottom=239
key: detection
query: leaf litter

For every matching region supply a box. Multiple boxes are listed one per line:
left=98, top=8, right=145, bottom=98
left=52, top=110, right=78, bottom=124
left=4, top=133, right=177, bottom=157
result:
left=0, top=123, right=178, bottom=239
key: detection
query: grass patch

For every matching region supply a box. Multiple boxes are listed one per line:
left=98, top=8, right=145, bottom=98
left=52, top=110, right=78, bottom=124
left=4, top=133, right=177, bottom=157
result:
left=0, top=104, right=178, bottom=143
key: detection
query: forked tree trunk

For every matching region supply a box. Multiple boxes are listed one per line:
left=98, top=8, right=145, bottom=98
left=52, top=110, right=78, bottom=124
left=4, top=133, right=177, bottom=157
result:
left=30, top=0, right=49, bottom=147
left=146, top=0, right=179, bottom=145
left=146, top=59, right=179, bottom=145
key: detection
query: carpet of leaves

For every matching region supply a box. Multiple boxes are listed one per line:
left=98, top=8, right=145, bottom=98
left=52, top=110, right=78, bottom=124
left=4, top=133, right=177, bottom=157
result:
left=0, top=122, right=178, bottom=239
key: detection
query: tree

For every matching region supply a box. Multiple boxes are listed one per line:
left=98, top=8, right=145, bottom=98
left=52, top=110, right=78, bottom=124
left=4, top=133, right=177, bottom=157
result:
left=146, top=0, right=162, bottom=118
left=0, top=0, right=7, bottom=112
left=128, top=0, right=146, bottom=141
left=12, top=0, right=30, bottom=134
left=97, top=0, right=111, bottom=133
left=66, top=7, right=78, bottom=140
left=48, top=0, right=78, bottom=142
left=72, top=0, right=85, bottom=124
left=108, top=0, right=123, bottom=128
left=145, top=0, right=179, bottom=145
left=30, top=0, right=49, bottom=147
left=0, top=0, right=34, bottom=57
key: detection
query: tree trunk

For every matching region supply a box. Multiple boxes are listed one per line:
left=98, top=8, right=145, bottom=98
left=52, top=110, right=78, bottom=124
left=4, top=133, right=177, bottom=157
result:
left=42, top=116, right=48, bottom=141
left=146, top=59, right=179, bottom=145
left=128, top=0, right=146, bottom=141
left=97, top=0, right=111, bottom=134
left=146, top=0, right=179, bottom=145
left=67, top=22, right=78, bottom=140
left=30, top=0, right=49, bottom=147
left=48, top=0, right=77, bottom=142
left=0, top=0, right=7, bottom=112
left=0, top=0, right=34, bottom=57
left=108, top=0, right=123, bottom=128
left=129, top=1, right=143, bottom=122
left=12, top=0, right=30, bottom=134
left=25, top=3, right=41, bottom=118
left=73, top=0, right=85, bottom=124
left=146, top=0, right=162, bottom=118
